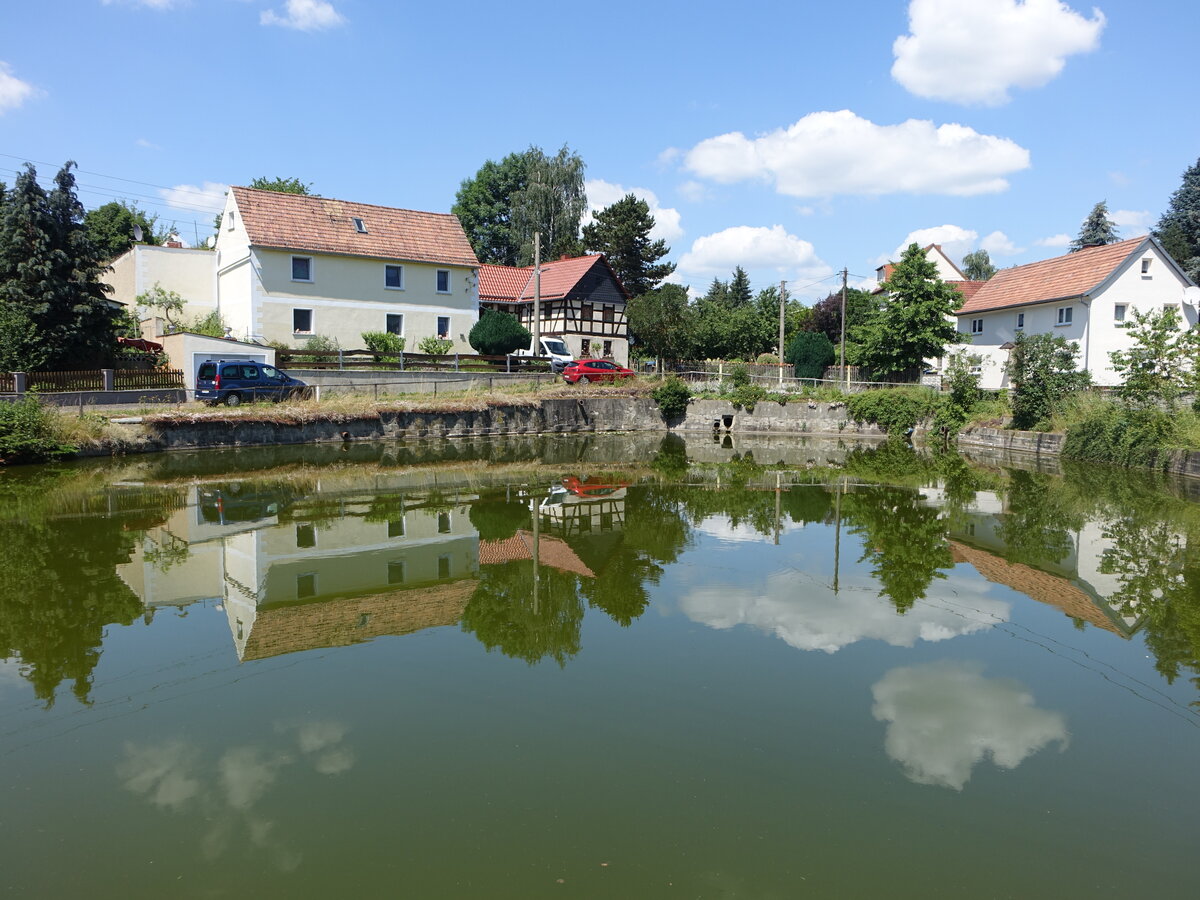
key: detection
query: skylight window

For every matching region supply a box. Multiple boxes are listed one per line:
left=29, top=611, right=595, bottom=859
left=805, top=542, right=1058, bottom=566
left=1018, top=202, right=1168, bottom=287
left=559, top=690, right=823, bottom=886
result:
left=352, top=217, right=367, bottom=234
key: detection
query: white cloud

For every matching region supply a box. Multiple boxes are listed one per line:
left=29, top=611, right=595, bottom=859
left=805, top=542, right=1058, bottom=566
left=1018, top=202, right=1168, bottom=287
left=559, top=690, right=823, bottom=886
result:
left=261, top=0, right=345, bottom=31
left=692, top=515, right=808, bottom=545
left=892, top=0, right=1106, bottom=105
left=872, top=660, right=1069, bottom=790
left=0, top=62, right=38, bottom=114
left=1035, top=233, right=1072, bottom=248
left=684, top=110, right=1029, bottom=198
left=1111, top=209, right=1150, bottom=236
left=135, top=137, right=161, bottom=150
left=980, top=230, right=1021, bottom=256
left=656, top=147, right=682, bottom=168
left=158, top=181, right=228, bottom=212
left=677, top=180, right=710, bottom=203
left=883, top=225, right=979, bottom=268
left=679, top=569, right=1008, bottom=654
left=584, top=179, right=684, bottom=243
left=118, top=740, right=203, bottom=811
left=677, top=225, right=832, bottom=288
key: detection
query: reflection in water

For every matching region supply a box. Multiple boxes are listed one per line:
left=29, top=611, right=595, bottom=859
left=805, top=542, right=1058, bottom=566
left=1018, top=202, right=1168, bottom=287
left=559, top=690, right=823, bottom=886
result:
left=118, top=721, right=354, bottom=872
left=1, top=438, right=1199, bottom=706
left=871, top=661, right=1069, bottom=790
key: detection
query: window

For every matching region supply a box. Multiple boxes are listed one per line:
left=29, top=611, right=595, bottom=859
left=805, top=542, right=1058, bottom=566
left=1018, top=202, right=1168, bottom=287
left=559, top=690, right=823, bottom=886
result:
left=388, top=517, right=405, bottom=538
left=291, top=256, right=313, bottom=282
left=227, top=211, right=235, bottom=231
left=386, top=314, right=403, bottom=336
left=1141, top=258, right=1152, bottom=275
left=437, top=316, right=450, bottom=339
left=602, top=305, right=615, bottom=323
left=437, top=512, right=451, bottom=534
left=436, top=269, right=451, bottom=293
left=352, top=217, right=367, bottom=234
left=970, top=318, right=984, bottom=335
left=1015, top=313, right=1024, bottom=330
left=1114, top=304, right=1127, bottom=324
left=387, top=561, right=406, bottom=585
left=296, top=523, right=316, bottom=549
left=296, top=573, right=316, bottom=600
left=580, top=338, right=591, bottom=356
left=1056, top=306, right=1073, bottom=326
left=580, top=303, right=593, bottom=322
left=293, top=308, right=313, bottom=333
left=438, top=555, right=451, bottom=579
left=385, top=265, right=404, bottom=289
left=542, top=302, right=552, bottom=319
left=602, top=340, right=612, bottom=358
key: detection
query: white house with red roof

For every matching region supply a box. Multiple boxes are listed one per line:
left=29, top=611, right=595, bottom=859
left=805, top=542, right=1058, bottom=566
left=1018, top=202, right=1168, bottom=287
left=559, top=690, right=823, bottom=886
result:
left=477, top=255, right=631, bottom=365
left=955, top=236, right=1198, bottom=389
left=212, top=187, right=480, bottom=351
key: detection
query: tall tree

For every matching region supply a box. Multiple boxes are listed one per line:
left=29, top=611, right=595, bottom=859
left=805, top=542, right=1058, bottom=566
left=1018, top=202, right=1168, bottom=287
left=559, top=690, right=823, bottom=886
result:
left=961, top=249, right=997, bottom=281
left=85, top=201, right=163, bottom=260
left=854, top=243, right=964, bottom=377
left=727, top=266, right=753, bottom=308
left=805, top=287, right=878, bottom=345
left=248, top=176, right=314, bottom=195
left=626, top=283, right=692, bottom=362
left=1153, top=156, right=1200, bottom=282
left=1070, top=200, right=1120, bottom=251
left=1005, top=332, right=1091, bottom=430
left=452, top=152, right=530, bottom=266
left=511, top=145, right=586, bottom=264
left=0, top=162, right=118, bottom=371
left=581, top=193, right=675, bottom=296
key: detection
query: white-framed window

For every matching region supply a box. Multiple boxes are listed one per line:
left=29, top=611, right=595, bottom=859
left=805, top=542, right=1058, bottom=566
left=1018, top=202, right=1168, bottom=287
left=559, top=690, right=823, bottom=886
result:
left=1141, top=258, right=1152, bottom=275
left=291, top=256, right=313, bottom=282
left=1056, top=306, right=1073, bottom=326
left=386, top=313, right=403, bottom=336
left=970, top=318, right=984, bottom=335
left=437, top=316, right=450, bottom=339
left=1015, top=313, right=1024, bottom=330
left=436, top=269, right=451, bottom=293
left=385, top=264, right=404, bottom=289
left=352, top=217, right=367, bottom=234
left=227, top=211, right=236, bottom=231
left=1114, top=304, right=1127, bottom=324
left=293, top=308, right=313, bottom=334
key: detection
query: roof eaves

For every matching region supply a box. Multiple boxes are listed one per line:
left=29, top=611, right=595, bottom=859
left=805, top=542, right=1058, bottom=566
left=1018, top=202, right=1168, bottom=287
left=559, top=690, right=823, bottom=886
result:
left=956, top=292, right=1087, bottom=315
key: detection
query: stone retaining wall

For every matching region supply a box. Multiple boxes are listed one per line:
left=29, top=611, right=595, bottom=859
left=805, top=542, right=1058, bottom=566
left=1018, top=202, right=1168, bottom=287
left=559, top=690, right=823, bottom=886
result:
left=958, top=426, right=1200, bottom=479
left=675, top=398, right=887, bottom=437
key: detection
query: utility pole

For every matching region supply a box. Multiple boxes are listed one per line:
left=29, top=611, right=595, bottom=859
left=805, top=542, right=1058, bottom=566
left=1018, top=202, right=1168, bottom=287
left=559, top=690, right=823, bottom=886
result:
left=839, top=267, right=849, bottom=390
left=533, top=232, right=542, bottom=361
left=778, top=280, right=787, bottom=386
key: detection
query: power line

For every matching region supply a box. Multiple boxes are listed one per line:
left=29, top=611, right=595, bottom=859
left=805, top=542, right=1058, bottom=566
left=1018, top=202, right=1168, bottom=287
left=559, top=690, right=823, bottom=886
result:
left=0, top=152, right=228, bottom=203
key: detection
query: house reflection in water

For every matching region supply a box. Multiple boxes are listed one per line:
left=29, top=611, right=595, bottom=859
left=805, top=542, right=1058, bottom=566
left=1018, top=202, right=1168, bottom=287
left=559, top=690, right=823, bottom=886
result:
left=117, top=479, right=625, bottom=661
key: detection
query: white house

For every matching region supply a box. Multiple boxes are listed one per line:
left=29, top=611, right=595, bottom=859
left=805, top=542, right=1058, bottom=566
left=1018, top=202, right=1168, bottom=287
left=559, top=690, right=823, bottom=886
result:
left=104, top=243, right=218, bottom=327
left=874, top=243, right=967, bottom=285
left=213, top=187, right=480, bottom=351
left=954, top=236, right=1198, bottom=389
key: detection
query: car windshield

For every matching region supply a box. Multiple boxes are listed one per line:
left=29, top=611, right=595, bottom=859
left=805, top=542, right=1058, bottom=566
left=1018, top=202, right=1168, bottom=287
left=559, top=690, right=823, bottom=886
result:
left=544, top=340, right=568, bottom=355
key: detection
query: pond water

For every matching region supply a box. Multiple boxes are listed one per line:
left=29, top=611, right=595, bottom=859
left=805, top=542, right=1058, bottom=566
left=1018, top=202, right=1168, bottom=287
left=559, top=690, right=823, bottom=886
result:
left=2, top=434, right=1198, bottom=898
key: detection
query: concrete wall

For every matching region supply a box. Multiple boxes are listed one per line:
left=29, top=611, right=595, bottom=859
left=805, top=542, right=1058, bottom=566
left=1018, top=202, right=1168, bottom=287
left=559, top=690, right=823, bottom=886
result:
left=286, top=369, right=559, bottom=396
left=957, top=425, right=1200, bottom=479
left=674, top=398, right=887, bottom=437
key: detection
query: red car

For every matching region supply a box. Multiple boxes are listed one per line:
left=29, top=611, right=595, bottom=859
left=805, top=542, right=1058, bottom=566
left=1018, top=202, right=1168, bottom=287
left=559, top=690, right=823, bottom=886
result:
left=562, top=359, right=635, bottom=384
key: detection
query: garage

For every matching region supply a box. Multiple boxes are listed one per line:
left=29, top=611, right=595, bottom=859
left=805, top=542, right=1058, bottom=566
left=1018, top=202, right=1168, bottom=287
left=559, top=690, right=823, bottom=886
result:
left=160, top=332, right=277, bottom=393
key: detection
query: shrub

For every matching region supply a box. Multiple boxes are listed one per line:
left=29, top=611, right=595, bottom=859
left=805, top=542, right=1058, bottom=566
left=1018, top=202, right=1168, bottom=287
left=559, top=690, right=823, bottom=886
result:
left=296, top=335, right=339, bottom=363
left=786, top=331, right=835, bottom=379
left=729, top=382, right=768, bottom=412
left=756, top=353, right=780, bottom=366
left=1006, top=332, right=1090, bottom=430
left=652, top=376, right=692, bottom=420
left=931, top=353, right=982, bottom=441
left=188, top=310, right=226, bottom=337
left=0, top=396, right=75, bottom=464
left=418, top=336, right=453, bottom=355
left=1062, top=404, right=1178, bottom=469
left=362, top=331, right=406, bottom=361
left=728, top=363, right=751, bottom=388
left=847, top=387, right=939, bottom=437
left=469, top=310, right=531, bottom=355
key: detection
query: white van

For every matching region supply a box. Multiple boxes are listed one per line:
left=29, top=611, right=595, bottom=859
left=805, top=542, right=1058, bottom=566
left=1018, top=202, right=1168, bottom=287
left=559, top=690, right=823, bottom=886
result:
left=516, top=335, right=574, bottom=372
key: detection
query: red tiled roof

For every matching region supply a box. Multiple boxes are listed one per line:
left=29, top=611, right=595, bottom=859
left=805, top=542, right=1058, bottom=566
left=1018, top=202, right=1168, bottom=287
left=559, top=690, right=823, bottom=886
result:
left=947, top=280, right=986, bottom=303
left=479, top=531, right=595, bottom=578
left=478, top=255, right=629, bottom=303
left=956, top=237, right=1147, bottom=315
left=230, top=186, right=479, bottom=267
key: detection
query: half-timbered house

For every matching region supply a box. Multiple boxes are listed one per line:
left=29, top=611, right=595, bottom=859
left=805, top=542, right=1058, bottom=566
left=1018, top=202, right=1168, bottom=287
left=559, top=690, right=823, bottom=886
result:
left=477, top=255, right=631, bottom=365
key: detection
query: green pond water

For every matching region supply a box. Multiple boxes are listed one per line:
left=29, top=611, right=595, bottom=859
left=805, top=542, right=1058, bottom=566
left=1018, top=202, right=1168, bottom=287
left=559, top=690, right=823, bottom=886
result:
left=2, top=434, right=1199, bottom=898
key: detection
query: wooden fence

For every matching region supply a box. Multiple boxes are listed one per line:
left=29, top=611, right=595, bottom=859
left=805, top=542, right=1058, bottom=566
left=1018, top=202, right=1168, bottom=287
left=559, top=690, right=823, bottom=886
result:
left=277, top=348, right=553, bottom=372
left=113, top=369, right=186, bottom=390
left=27, top=370, right=105, bottom=392
left=3, top=368, right=185, bottom=394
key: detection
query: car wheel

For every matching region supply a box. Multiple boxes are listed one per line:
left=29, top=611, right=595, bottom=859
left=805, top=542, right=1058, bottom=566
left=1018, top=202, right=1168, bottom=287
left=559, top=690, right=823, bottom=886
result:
left=224, top=392, right=242, bottom=407
left=581, top=375, right=593, bottom=384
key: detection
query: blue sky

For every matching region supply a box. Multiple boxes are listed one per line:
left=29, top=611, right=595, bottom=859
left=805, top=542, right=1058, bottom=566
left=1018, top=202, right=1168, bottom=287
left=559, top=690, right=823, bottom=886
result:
left=2, top=0, right=1197, bottom=302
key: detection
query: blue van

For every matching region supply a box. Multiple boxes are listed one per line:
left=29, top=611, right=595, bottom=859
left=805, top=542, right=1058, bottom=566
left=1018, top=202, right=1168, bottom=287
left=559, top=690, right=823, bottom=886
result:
left=195, top=360, right=308, bottom=406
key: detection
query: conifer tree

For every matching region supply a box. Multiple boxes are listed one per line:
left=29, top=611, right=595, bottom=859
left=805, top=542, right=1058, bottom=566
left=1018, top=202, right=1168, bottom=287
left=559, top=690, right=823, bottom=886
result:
left=1153, top=157, right=1200, bottom=281
left=581, top=194, right=675, bottom=296
left=1070, top=200, right=1120, bottom=251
